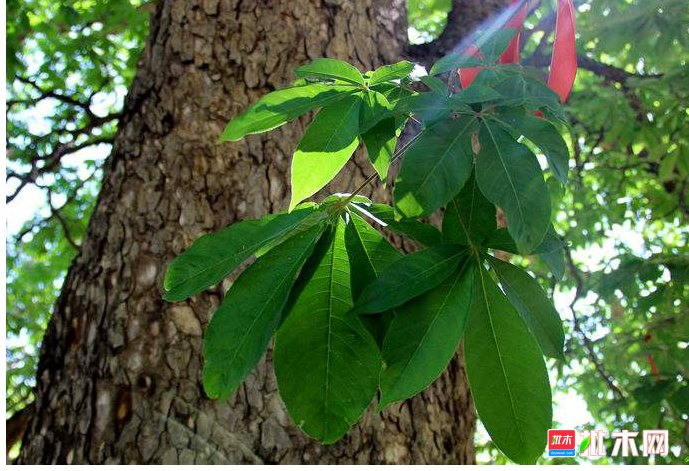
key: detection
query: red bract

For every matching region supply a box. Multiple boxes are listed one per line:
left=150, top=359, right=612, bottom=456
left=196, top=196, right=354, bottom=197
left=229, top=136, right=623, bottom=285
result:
left=499, top=0, right=528, bottom=64
left=457, top=0, right=577, bottom=104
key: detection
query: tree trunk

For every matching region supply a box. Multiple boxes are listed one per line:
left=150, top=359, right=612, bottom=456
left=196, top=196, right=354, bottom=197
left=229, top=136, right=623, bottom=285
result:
left=18, top=0, right=507, bottom=464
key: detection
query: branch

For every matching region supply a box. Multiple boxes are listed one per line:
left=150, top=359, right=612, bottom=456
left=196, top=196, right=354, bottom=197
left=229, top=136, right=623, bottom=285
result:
left=6, top=136, right=112, bottom=203
left=564, top=244, right=626, bottom=400
left=46, top=188, right=81, bottom=250
left=15, top=76, right=95, bottom=118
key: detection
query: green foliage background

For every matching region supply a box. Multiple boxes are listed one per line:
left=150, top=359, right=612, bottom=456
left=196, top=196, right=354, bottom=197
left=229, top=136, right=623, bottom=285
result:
left=6, top=0, right=688, bottom=463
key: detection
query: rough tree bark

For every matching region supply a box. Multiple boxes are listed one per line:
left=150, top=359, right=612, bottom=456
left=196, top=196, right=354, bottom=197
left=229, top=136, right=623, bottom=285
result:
left=18, top=0, right=508, bottom=464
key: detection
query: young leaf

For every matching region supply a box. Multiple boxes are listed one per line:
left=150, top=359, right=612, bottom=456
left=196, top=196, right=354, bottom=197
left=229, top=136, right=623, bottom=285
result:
left=351, top=203, right=442, bottom=247
left=164, top=207, right=319, bottom=301
left=361, top=118, right=398, bottom=183
left=487, top=256, right=565, bottom=360
left=379, top=262, right=472, bottom=409
left=475, top=120, right=551, bottom=254
left=394, top=116, right=476, bottom=218
left=477, top=28, right=517, bottom=63
left=344, top=213, right=402, bottom=345
left=289, top=95, right=361, bottom=210
left=274, top=218, right=380, bottom=444
left=218, top=84, right=355, bottom=142
left=430, top=54, right=484, bottom=76
left=465, top=262, right=552, bottom=464
left=442, top=171, right=496, bottom=246
left=353, top=244, right=465, bottom=314
left=491, top=109, right=570, bottom=183
left=203, top=224, right=324, bottom=400
left=294, top=58, right=365, bottom=85
left=369, top=61, right=415, bottom=86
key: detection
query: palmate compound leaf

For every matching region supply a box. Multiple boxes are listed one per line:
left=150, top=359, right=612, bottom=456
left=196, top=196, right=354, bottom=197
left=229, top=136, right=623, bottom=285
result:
left=394, top=116, right=477, bottom=218
left=465, top=261, right=552, bottom=464
left=218, top=83, right=356, bottom=142
left=490, top=109, right=570, bottom=183
left=378, top=259, right=472, bottom=409
left=164, top=206, right=323, bottom=302
left=203, top=223, right=325, bottom=400
left=487, top=256, right=565, bottom=360
left=294, top=58, right=365, bottom=85
left=274, top=217, right=380, bottom=444
left=289, top=95, right=362, bottom=211
left=344, top=212, right=402, bottom=345
left=442, top=170, right=496, bottom=246
left=475, top=119, right=551, bottom=254
left=353, top=244, right=465, bottom=315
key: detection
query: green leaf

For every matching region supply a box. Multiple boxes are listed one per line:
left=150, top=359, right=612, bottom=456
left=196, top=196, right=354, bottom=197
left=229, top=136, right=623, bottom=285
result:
left=164, top=207, right=319, bottom=301
left=484, top=226, right=566, bottom=280
left=353, top=244, right=465, bottom=314
left=203, top=224, right=324, bottom=400
left=487, top=256, right=565, bottom=360
left=451, top=85, right=502, bottom=104
left=442, top=171, right=496, bottom=246
left=539, top=250, right=566, bottom=281
left=379, top=262, right=472, bottom=408
left=394, top=116, right=476, bottom=218
left=579, top=436, right=591, bottom=454
left=274, top=218, right=380, bottom=444
left=420, top=75, right=449, bottom=95
left=344, top=213, right=402, bottom=297
left=491, top=109, right=570, bottom=183
left=294, top=58, right=365, bottom=85
left=351, top=203, right=442, bottom=247
left=475, top=120, right=551, bottom=254
left=289, top=95, right=362, bottom=210
left=369, top=61, right=415, bottom=85
left=344, top=213, right=402, bottom=345
left=492, top=74, right=565, bottom=122
left=218, top=84, right=354, bottom=142
left=359, top=90, right=393, bottom=134
left=485, top=225, right=564, bottom=255
left=429, top=54, right=484, bottom=76
left=361, top=118, right=397, bottom=183
left=393, top=92, right=470, bottom=126
left=477, top=28, right=517, bottom=63
left=465, top=262, right=552, bottom=464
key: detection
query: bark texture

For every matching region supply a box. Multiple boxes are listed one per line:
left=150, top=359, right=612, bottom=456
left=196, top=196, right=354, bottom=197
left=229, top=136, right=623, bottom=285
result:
left=19, top=0, right=506, bottom=464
